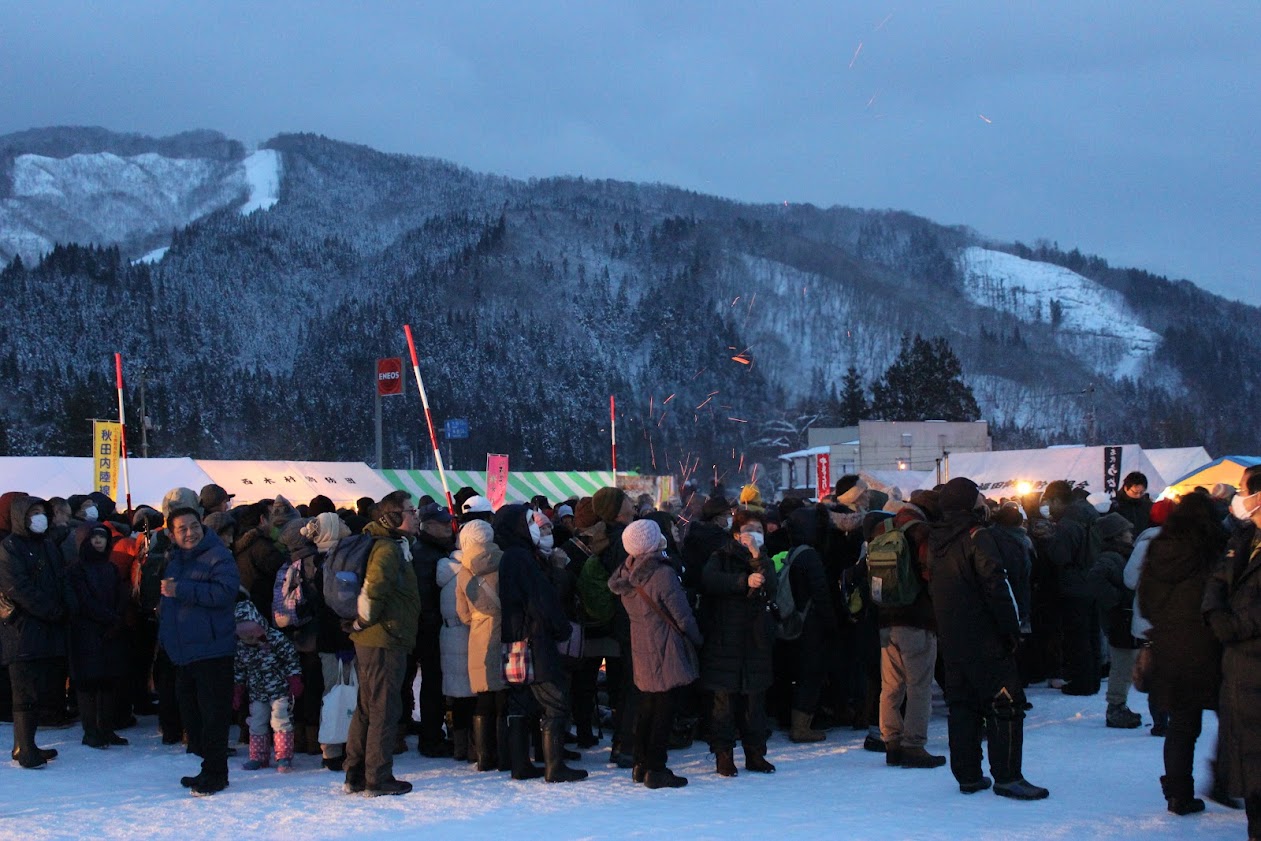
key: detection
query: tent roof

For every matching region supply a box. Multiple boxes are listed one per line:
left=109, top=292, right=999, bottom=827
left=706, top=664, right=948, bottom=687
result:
left=379, top=469, right=615, bottom=508
left=919, top=445, right=1166, bottom=497
left=1165, top=455, right=1261, bottom=495
left=860, top=470, right=932, bottom=500
left=1144, top=447, right=1212, bottom=489
left=193, top=461, right=396, bottom=510
left=0, top=457, right=215, bottom=510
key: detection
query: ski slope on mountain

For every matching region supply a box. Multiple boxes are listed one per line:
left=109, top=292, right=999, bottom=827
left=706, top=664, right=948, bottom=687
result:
left=959, top=247, right=1160, bottom=379
left=0, top=682, right=1245, bottom=840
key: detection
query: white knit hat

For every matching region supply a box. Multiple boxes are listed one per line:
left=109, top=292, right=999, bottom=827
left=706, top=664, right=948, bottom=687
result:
left=622, top=518, right=664, bottom=558
left=457, top=519, right=496, bottom=551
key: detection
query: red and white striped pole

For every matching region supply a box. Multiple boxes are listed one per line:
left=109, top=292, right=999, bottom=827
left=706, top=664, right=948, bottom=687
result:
left=114, top=353, right=132, bottom=513
left=403, top=325, right=456, bottom=520
left=610, top=394, right=617, bottom=475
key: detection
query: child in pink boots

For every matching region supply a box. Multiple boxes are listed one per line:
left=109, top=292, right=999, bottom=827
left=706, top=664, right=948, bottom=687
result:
left=233, top=601, right=303, bottom=772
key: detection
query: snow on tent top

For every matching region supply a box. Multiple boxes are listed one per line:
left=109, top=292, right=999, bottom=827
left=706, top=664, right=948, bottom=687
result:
left=918, top=445, right=1167, bottom=498
left=194, top=461, right=396, bottom=510
left=1144, top=447, right=1212, bottom=493
left=1163, top=455, right=1261, bottom=498
left=0, top=456, right=215, bottom=510
left=380, top=469, right=615, bottom=509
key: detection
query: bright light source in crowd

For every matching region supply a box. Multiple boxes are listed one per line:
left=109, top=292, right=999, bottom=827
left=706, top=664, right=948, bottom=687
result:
left=897, top=460, right=907, bottom=470
left=1016, top=481, right=1032, bottom=496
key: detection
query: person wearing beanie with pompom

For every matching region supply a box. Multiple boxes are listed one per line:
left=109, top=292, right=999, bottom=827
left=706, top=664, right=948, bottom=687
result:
left=930, top=477, right=1048, bottom=801
left=608, top=518, right=701, bottom=789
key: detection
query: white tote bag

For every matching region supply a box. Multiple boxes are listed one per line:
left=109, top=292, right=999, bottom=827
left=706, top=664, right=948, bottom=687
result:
left=318, top=661, right=358, bottom=745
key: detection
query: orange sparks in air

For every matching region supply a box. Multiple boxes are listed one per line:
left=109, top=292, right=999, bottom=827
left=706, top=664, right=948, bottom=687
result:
left=663, top=393, right=675, bottom=404
left=979, top=114, right=992, bottom=124
left=696, top=396, right=714, bottom=410
left=732, top=354, right=752, bottom=365
left=876, top=12, right=894, bottom=30
left=729, top=417, right=748, bottom=424
left=731, top=296, right=741, bottom=306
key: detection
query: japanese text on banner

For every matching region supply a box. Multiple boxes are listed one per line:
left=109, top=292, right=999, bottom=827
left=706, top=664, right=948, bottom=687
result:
left=486, top=454, right=509, bottom=511
left=92, top=420, right=122, bottom=500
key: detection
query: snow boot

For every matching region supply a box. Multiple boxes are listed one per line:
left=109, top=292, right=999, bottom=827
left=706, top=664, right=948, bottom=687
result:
left=242, top=733, right=270, bottom=770
left=715, top=748, right=738, bottom=777
left=274, top=729, right=294, bottom=772
left=959, top=777, right=993, bottom=794
left=496, top=716, right=512, bottom=772
left=886, top=741, right=903, bottom=766
left=863, top=733, right=886, bottom=753
left=899, top=746, right=947, bottom=769
left=99, top=689, right=129, bottom=746
left=1160, top=774, right=1205, bottom=815
left=1106, top=703, right=1142, bottom=729
left=472, top=715, right=497, bottom=772
left=452, top=728, right=470, bottom=762
left=12, top=709, right=48, bottom=768
left=644, top=768, right=688, bottom=789
left=507, top=715, right=543, bottom=780
left=542, top=719, right=587, bottom=783
left=364, top=777, right=413, bottom=797
left=994, top=778, right=1050, bottom=800
left=789, top=709, right=826, bottom=743
left=632, top=764, right=647, bottom=783
left=190, top=776, right=228, bottom=796
left=743, top=744, right=776, bottom=774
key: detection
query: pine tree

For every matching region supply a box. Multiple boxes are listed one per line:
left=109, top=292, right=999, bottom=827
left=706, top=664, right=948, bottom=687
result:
left=869, top=334, right=980, bottom=422
left=839, top=365, right=868, bottom=426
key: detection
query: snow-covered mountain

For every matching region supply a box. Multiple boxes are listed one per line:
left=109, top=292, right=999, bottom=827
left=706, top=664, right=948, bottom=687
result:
left=0, top=141, right=280, bottom=263
left=0, top=126, right=1256, bottom=467
left=959, top=247, right=1160, bottom=380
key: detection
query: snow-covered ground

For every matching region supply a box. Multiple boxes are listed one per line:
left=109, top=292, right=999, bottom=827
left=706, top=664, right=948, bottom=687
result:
left=0, top=681, right=1246, bottom=841
left=959, top=247, right=1160, bottom=380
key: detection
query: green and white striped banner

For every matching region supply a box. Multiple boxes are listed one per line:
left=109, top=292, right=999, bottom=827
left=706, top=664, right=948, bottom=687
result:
left=377, top=469, right=618, bottom=507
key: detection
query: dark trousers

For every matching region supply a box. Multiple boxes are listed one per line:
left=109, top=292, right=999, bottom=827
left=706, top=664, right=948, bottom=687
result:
left=127, top=619, right=159, bottom=710
left=943, top=654, right=1026, bottom=785
left=1059, top=596, right=1101, bottom=692
left=176, top=656, right=233, bottom=780
left=294, top=650, right=324, bottom=730
left=345, top=645, right=407, bottom=787
left=606, top=653, right=640, bottom=750
left=709, top=690, right=767, bottom=752
left=529, top=678, right=570, bottom=727
left=634, top=690, right=676, bottom=772
left=416, top=629, right=446, bottom=745
left=0, top=665, right=11, bottom=721
left=155, top=645, right=183, bottom=739
left=1247, top=795, right=1261, bottom=839
left=9, top=658, right=58, bottom=714
left=569, top=656, right=601, bottom=735
left=449, top=695, right=476, bottom=730
left=1162, top=707, right=1203, bottom=799
left=474, top=689, right=507, bottom=717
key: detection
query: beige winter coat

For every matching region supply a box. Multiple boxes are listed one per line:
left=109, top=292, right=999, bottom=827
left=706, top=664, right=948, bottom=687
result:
left=455, top=540, right=505, bottom=693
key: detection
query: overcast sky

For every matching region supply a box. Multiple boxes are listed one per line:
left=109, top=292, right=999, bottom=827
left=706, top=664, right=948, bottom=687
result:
left=4, top=1, right=1258, bottom=302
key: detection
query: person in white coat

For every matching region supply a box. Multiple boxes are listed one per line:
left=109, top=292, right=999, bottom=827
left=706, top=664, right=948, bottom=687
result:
left=438, top=545, right=474, bottom=762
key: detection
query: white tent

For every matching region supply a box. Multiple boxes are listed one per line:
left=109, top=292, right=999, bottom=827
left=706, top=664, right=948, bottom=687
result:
left=0, top=457, right=215, bottom=510
left=860, top=469, right=932, bottom=500
left=193, top=461, right=397, bottom=510
left=1144, top=447, right=1212, bottom=489
left=919, top=444, right=1167, bottom=498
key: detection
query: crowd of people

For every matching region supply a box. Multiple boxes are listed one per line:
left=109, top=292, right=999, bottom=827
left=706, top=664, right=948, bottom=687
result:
left=1, top=468, right=1260, bottom=837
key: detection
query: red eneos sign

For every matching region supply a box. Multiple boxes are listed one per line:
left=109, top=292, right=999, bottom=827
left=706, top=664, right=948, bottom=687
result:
left=376, top=357, right=403, bottom=396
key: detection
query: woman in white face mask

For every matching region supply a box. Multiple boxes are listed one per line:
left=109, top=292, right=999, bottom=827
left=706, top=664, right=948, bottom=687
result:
left=699, top=510, right=778, bottom=778
left=1203, top=466, right=1261, bottom=831
left=0, top=495, right=71, bottom=769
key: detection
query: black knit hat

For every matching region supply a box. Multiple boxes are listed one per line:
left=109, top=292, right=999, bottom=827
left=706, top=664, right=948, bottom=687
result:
left=939, top=477, right=981, bottom=514
left=701, top=495, right=734, bottom=521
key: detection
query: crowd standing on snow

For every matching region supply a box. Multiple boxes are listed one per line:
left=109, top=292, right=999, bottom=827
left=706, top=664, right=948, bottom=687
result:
left=2, top=469, right=1261, bottom=836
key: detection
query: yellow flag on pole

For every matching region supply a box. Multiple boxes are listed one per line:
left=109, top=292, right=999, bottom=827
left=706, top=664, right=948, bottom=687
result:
left=92, top=420, right=123, bottom=500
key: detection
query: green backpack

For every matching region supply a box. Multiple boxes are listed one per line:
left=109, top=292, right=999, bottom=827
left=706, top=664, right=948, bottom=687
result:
left=576, top=553, right=616, bottom=629
left=865, top=523, right=921, bottom=608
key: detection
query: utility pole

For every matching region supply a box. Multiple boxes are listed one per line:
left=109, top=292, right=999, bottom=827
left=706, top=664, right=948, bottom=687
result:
left=138, top=368, right=150, bottom=458
left=1084, top=383, right=1097, bottom=446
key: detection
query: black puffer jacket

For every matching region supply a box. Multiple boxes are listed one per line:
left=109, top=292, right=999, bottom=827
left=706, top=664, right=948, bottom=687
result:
left=0, top=496, right=72, bottom=665
left=495, top=505, right=571, bottom=686
left=411, top=531, right=452, bottom=634
left=928, top=512, right=1021, bottom=674
left=1111, top=493, right=1152, bottom=536
left=1138, top=533, right=1222, bottom=711
left=699, top=542, right=776, bottom=693
left=1087, top=543, right=1139, bottom=649
left=233, top=528, right=287, bottom=624
left=1203, top=522, right=1261, bottom=797
left=682, top=520, right=731, bottom=595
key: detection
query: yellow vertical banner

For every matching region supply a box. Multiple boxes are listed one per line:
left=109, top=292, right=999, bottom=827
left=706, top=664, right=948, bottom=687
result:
left=92, top=420, right=122, bottom=500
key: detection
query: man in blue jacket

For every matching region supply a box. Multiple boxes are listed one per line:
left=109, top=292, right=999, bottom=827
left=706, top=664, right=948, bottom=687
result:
left=159, top=506, right=239, bottom=796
